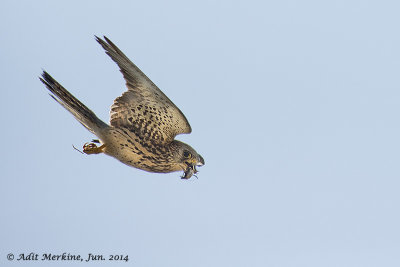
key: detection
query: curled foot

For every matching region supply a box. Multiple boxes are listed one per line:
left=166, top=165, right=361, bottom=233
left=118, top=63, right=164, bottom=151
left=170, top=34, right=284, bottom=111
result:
left=82, top=142, right=105, bottom=155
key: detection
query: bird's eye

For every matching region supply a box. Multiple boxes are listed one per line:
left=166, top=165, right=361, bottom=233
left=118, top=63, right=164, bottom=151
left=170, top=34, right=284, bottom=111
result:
left=183, top=151, right=191, bottom=158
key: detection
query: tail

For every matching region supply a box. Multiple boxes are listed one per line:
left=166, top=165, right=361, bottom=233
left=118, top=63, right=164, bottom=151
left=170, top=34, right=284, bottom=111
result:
left=39, top=71, right=109, bottom=135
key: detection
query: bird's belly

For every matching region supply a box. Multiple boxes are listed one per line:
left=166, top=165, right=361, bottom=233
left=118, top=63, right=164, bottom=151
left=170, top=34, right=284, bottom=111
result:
left=104, top=144, right=141, bottom=167
left=100, top=128, right=174, bottom=173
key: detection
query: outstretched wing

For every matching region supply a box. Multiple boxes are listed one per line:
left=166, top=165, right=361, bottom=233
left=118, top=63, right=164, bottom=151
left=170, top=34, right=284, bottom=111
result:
left=95, top=36, right=192, bottom=144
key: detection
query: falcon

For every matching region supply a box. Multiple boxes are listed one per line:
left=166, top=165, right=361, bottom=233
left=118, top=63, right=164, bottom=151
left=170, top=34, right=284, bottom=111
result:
left=39, top=36, right=204, bottom=179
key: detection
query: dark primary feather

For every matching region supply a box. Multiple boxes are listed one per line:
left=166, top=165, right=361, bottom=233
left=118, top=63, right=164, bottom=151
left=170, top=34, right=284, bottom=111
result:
left=95, top=35, right=155, bottom=90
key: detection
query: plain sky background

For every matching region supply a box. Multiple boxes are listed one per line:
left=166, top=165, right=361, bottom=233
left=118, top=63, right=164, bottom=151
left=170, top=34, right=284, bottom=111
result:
left=1, top=0, right=400, bottom=266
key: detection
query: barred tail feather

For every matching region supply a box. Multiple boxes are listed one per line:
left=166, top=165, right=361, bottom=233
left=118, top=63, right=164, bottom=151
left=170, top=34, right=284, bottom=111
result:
left=39, top=71, right=108, bottom=135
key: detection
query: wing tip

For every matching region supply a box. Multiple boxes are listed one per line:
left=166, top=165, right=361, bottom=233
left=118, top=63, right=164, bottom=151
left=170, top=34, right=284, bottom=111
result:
left=39, top=70, right=55, bottom=84
left=39, top=70, right=53, bottom=89
left=94, top=34, right=114, bottom=49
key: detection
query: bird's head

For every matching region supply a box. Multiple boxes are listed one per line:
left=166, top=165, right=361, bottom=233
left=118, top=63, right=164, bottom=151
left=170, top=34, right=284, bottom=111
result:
left=171, top=140, right=204, bottom=179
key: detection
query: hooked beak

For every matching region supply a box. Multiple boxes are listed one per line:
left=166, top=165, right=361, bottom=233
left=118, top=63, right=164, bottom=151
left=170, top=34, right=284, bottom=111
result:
left=197, top=154, right=205, bottom=166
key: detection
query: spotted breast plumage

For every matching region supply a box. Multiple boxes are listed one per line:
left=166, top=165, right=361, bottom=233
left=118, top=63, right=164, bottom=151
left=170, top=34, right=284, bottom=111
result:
left=39, top=36, right=204, bottom=179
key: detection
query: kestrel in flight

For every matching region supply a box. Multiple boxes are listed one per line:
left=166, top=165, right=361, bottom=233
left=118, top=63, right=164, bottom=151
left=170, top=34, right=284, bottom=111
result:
left=40, top=36, right=204, bottom=179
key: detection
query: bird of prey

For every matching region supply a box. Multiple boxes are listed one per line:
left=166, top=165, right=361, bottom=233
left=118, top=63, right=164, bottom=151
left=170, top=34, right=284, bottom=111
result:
left=40, top=36, right=204, bottom=179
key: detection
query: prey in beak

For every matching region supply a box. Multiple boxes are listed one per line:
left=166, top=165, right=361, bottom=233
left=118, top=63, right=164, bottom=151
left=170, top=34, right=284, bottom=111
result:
left=181, top=154, right=205, bottom=179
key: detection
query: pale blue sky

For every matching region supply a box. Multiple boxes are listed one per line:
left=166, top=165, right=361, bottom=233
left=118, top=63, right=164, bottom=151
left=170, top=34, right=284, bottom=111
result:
left=1, top=0, right=400, bottom=266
